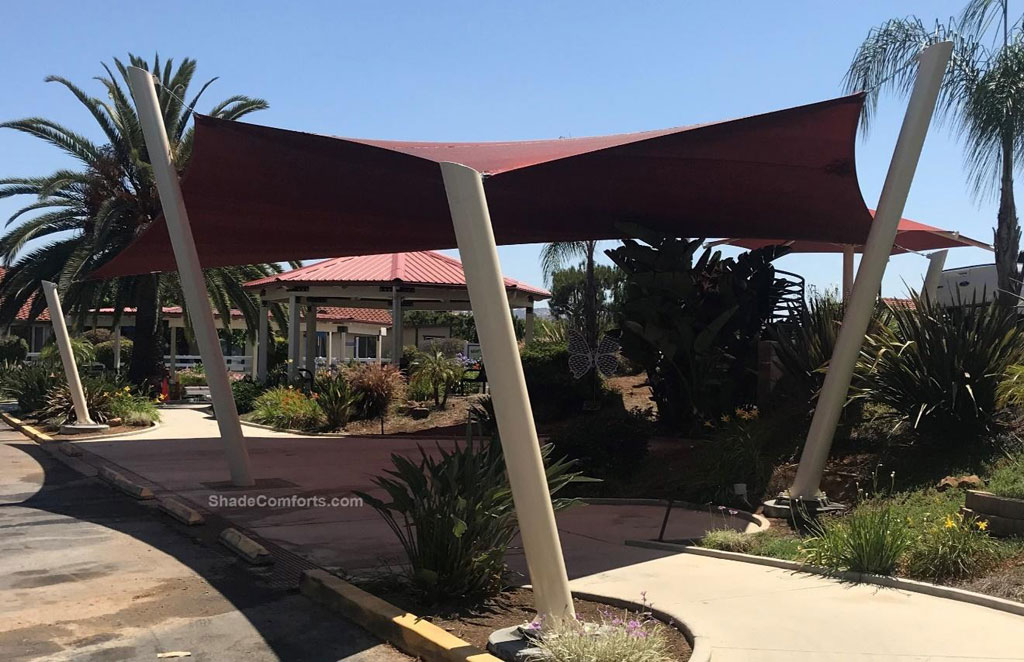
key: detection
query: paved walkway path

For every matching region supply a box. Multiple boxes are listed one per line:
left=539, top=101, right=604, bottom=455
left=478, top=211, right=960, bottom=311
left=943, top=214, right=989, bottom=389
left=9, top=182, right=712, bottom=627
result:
left=80, top=407, right=754, bottom=579
left=571, top=553, right=1024, bottom=661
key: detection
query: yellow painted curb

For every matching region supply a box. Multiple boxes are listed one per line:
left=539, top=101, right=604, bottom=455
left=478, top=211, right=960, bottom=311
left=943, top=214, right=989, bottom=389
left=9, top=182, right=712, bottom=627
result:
left=1, top=411, right=54, bottom=443
left=301, top=569, right=500, bottom=662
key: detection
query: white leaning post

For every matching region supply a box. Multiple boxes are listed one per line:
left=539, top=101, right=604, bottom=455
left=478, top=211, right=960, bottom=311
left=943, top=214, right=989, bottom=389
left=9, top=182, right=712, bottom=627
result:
left=923, top=249, right=948, bottom=303
left=41, top=281, right=105, bottom=431
left=440, top=161, right=575, bottom=620
left=790, top=41, right=952, bottom=500
left=127, top=66, right=254, bottom=487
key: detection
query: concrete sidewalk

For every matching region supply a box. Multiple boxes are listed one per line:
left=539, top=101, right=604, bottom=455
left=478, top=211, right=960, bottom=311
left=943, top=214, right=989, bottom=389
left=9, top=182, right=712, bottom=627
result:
left=571, top=553, right=1024, bottom=661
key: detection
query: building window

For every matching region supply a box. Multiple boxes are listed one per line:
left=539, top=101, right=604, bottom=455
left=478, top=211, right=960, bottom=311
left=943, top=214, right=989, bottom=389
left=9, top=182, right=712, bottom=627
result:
left=354, top=335, right=377, bottom=359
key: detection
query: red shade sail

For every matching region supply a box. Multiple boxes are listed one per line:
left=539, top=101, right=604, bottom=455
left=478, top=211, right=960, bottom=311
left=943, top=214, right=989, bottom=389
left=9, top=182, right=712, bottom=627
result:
left=714, top=212, right=991, bottom=254
left=95, top=93, right=874, bottom=278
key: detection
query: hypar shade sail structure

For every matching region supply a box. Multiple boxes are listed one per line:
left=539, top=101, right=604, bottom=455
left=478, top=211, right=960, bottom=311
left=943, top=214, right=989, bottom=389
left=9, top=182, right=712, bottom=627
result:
left=714, top=213, right=990, bottom=254
left=96, top=93, right=873, bottom=278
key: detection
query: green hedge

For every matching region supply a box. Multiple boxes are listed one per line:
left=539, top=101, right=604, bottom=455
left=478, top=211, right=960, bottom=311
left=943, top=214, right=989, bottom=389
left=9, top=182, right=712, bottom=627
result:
left=520, top=342, right=596, bottom=422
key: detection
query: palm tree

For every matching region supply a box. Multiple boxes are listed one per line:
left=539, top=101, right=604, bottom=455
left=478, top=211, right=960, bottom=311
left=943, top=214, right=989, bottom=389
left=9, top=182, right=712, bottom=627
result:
left=540, top=241, right=600, bottom=349
left=846, top=0, right=1024, bottom=304
left=0, top=54, right=294, bottom=384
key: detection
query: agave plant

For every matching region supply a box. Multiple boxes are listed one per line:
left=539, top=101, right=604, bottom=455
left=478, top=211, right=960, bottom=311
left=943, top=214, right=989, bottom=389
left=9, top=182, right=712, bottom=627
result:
left=355, top=438, right=585, bottom=603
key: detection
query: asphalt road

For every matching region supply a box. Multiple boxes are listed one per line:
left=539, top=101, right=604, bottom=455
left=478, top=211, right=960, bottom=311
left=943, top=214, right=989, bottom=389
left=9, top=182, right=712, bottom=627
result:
left=0, top=424, right=411, bottom=662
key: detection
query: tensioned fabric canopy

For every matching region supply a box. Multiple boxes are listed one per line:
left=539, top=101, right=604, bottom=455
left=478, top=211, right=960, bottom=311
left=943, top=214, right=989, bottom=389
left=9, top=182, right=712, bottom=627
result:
left=96, top=93, right=874, bottom=278
left=713, top=213, right=992, bottom=254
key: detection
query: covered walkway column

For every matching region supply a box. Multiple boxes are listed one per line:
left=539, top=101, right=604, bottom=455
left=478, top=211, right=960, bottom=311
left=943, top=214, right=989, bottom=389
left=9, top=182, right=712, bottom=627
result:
left=441, top=161, right=574, bottom=620
left=112, top=326, right=122, bottom=373
left=128, top=66, right=253, bottom=486
left=305, top=304, right=317, bottom=375
left=524, top=304, right=535, bottom=344
left=789, top=42, right=951, bottom=501
left=168, top=325, right=177, bottom=377
left=288, top=295, right=301, bottom=383
left=257, top=302, right=269, bottom=382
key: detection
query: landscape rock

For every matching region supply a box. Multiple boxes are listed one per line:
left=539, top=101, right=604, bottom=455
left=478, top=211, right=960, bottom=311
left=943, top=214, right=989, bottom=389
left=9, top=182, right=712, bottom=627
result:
left=937, top=474, right=984, bottom=492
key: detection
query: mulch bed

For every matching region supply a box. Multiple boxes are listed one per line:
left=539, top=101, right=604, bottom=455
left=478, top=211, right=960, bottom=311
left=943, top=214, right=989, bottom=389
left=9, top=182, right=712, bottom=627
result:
left=372, top=586, right=692, bottom=660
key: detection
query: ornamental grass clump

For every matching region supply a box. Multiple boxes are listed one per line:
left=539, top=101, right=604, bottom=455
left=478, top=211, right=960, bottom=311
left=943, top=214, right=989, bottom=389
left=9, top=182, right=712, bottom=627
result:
left=355, top=437, right=585, bottom=604
left=107, top=387, right=161, bottom=426
left=350, top=363, right=403, bottom=433
left=251, top=386, right=325, bottom=431
left=802, top=473, right=912, bottom=575
left=525, top=598, right=673, bottom=662
left=904, top=511, right=999, bottom=581
left=39, top=378, right=113, bottom=426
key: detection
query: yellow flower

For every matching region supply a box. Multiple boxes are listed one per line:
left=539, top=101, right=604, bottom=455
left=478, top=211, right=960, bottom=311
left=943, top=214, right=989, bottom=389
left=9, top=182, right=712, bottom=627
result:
left=703, top=420, right=714, bottom=429
left=720, top=414, right=731, bottom=423
left=943, top=515, right=956, bottom=529
left=977, top=520, right=989, bottom=531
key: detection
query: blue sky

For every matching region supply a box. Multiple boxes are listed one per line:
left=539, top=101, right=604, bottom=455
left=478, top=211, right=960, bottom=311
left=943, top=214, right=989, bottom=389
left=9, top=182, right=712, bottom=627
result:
left=0, top=1, right=1006, bottom=303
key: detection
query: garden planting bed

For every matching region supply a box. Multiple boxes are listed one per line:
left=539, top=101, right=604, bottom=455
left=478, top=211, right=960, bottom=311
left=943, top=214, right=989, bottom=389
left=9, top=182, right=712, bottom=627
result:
left=366, top=586, right=692, bottom=661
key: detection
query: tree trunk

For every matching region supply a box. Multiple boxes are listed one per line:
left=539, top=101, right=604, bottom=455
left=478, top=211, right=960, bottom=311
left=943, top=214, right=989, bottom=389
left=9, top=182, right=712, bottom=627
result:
left=995, top=134, right=1020, bottom=306
left=584, top=242, right=598, bottom=349
left=127, top=274, right=163, bottom=386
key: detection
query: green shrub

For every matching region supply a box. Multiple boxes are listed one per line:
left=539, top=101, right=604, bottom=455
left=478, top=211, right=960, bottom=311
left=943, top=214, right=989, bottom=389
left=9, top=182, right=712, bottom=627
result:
left=699, top=528, right=753, bottom=553
left=410, top=349, right=463, bottom=408
left=467, top=395, right=498, bottom=439
left=107, top=387, right=160, bottom=426
left=82, top=328, right=111, bottom=345
left=688, top=407, right=776, bottom=504
left=355, top=438, right=584, bottom=603
left=548, top=405, right=651, bottom=479
left=904, top=511, right=999, bottom=581
left=231, top=377, right=264, bottom=415
left=312, top=372, right=360, bottom=430
left=803, top=498, right=913, bottom=575
left=856, top=297, right=1024, bottom=438
left=38, top=377, right=114, bottom=426
left=0, top=337, right=29, bottom=364
left=3, top=363, right=62, bottom=413
left=39, top=337, right=96, bottom=367
left=252, top=386, right=325, bottom=431
left=521, top=341, right=595, bottom=422
left=94, top=338, right=133, bottom=371
left=350, top=363, right=404, bottom=431
left=986, top=454, right=1024, bottom=500
left=177, top=364, right=207, bottom=386
left=527, top=605, right=673, bottom=662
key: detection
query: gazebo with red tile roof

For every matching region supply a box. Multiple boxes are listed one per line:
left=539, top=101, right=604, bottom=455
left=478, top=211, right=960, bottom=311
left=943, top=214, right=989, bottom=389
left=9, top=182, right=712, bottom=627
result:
left=243, top=250, right=550, bottom=381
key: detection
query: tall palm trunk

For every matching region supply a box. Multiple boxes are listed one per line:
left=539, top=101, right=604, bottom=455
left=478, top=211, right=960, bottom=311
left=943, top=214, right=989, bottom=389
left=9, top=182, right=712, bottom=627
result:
left=127, top=274, right=163, bottom=385
left=995, top=134, right=1021, bottom=304
left=584, top=241, right=598, bottom=349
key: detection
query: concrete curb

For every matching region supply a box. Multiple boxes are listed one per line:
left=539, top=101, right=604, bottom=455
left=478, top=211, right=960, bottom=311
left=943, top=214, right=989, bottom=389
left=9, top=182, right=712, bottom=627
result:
left=580, top=497, right=769, bottom=532
left=65, top=420, right=162, bottom=442
left=239, top=419, right=351, bottom=437
left=219, top=527, right=274, bottom=565
left=98, top=465, right=155, bottom=500
left=301, top=569, right=499, bottom=662
left=626, top=539, right=1024, bottom=618
left=1, top=411, right=54, bottom=443
left=159, top=497, right=205, bottom=525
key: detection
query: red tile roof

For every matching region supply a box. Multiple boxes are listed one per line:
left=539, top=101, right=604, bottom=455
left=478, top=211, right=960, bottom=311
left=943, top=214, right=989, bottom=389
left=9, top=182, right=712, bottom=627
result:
left=244, top=250, right=550, bottom=298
